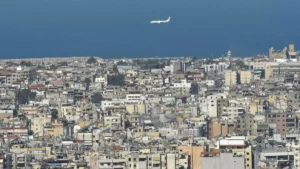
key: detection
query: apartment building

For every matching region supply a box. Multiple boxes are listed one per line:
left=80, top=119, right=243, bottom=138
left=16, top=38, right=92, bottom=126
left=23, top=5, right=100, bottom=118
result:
left=240, top=70, right=252, bottom=84
left=224, top=70, right=237, bottom=86
left=267, top=111, right=297, bottom=140
left=178, top=145, right=204, bottom=169
left=127, top=153, right=180, bottom=169
left=217, top=136, right=252, bottom=169
left=201, top=152, right=245, bottom=169
left=170, top=80, right=191, bottom=97
left=209, top=120, right=235, bottom=139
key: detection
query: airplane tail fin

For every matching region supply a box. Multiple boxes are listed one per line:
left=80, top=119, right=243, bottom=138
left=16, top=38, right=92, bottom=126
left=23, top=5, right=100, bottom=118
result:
left=167, top=17, right=171, bottom=21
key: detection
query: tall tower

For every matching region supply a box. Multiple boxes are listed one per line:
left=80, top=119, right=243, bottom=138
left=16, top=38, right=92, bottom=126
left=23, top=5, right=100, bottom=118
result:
left=227, top=50, right=231, bottom=61
left=269, top=47, right=274, bottom=60
left=289, top=44, right=295, bottom=53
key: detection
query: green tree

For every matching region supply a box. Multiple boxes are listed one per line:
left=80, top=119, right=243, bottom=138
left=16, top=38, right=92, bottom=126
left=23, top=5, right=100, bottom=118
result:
left=50, top=109, right=58, bottom=120
left=117, top=60, right=127, bottom=65
left=59, top=61, right=68, bottom=66
left=49, top=64, right=56, bottom=70
left=29, top=69, right=37, bottom=83
left=236, top=60, right=247, bottom=69
left=91, top=92, right=103, bottom=103
left=133, top=59, right=142, bottom=65
left=87, top=57, right=97, bottom=64
left=65, top=83, right=70, bottom=88
left=113, top=65, right=118, bottom=73
left=28, top=92, right=36, bottom=100
left=192, top=56, right=197, bottom=62
left=37, top=65, right=44, bottom=69
left=13, top=109, right=18, bottom=117
left=143, top=59, right=159, bottom=65
left=6, top=61, right=18, bottom=66
left=206, top=59, right=216, bottom=64
left=20, top=60, right=33, bottom=67
left=84, top=78, right=92, bottom=90
left=190, top=83, right=199, bottom=94
left=108, top=74, right=125, bottom=86
left=17, top=89, right=30, bottom=104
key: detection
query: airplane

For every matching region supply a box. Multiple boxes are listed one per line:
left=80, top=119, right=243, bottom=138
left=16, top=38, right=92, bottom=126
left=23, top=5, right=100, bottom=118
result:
left=150, top=17, right=171, bottom=24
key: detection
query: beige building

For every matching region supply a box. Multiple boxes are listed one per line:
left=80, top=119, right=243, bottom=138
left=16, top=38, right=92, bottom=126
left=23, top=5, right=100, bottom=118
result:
left=178, top=145, right=204, bottom=169
left=209, top=120, right=234, bottom=139
left=269, top=46, right=287, bottom=61
left=0, top=109, right=13, bottom=118
left=240, top=70, right=252, bottom=84
left=104, top=115, right=124, bottom=130
left=127, top=153, right=179, bottom=169
left=249, top=101, right=264, bottom=115
left=224, top=70, right=237, bottom=86
left=125, top=114, right=140, bottom=126
left=126, top=103, right=146, bottom=114
left=44, top=120, right=64, bottom=136
left=31, top=114, right=51, bottom=136
left=265, top=62, right=300, bottom=80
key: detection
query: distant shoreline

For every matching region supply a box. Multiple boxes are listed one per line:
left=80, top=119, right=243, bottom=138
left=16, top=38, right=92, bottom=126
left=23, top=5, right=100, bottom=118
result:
left=0, top=56, right=189, bottom=61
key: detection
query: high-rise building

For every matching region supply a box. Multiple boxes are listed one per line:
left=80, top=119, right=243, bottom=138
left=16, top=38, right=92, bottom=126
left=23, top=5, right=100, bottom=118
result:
left=170, top=61, right=182, bottom=74
left=289, top=44, right=295, bottom=53
left=240, top=70, right=252, bottom=84
left=224, top=70, right=237, bottom=86
left=288, top=44, right=297, bottom=60
left=227, top=50, right=231, bottom=61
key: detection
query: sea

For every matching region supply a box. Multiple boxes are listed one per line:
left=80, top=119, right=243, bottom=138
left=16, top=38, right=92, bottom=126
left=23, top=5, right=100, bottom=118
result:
left=0, top=0, right=300, bottom=59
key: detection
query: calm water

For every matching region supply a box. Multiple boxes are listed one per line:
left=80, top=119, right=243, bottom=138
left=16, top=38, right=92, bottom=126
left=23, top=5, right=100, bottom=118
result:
left=0, top=0, right=299, bottom=59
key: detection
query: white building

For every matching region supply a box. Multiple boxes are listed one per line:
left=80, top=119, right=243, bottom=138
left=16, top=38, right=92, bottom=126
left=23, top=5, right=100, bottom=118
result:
left=205, top=80, right=215, bottom=87
left=202, top=63, right=228, bottom=73
left=221, top=107, right=245, bottom=122
left=95, top=76, right=108, bottom=86
left=126, top=94, right=146, bottom=102
left=199, top=93, right=227, bottom=117
left=248, top=61, right=268, bottom=70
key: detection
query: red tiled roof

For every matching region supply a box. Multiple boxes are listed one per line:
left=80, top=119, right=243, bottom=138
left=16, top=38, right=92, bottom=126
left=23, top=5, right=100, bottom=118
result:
left=29, top=85, right=45, bottom=89
left=0, top=70, right=11, bottom=76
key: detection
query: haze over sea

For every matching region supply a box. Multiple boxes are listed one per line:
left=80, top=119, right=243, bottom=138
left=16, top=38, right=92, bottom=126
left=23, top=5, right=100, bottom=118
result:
left=0, top=0, right=300, bottom=59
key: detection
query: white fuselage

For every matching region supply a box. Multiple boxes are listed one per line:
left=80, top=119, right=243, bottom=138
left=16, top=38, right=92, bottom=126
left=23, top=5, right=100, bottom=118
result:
left=150, top=17, right=170, bottom=24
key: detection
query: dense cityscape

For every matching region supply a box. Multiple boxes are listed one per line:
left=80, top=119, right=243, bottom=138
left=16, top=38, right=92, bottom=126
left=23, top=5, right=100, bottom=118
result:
left=0, top=44, right=299, bottom=169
